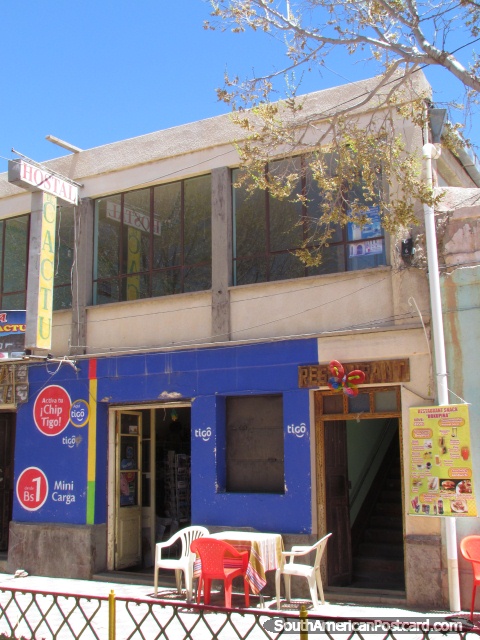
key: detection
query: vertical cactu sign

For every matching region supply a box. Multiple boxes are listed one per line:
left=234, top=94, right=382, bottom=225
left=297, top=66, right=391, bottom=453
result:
left=37, top=193, right=57, bottom=349
left=25, top=192, right=57, bottom=351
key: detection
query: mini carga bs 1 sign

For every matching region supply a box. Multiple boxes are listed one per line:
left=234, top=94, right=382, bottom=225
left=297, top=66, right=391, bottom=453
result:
left=14, top=383, right=90, bottom=524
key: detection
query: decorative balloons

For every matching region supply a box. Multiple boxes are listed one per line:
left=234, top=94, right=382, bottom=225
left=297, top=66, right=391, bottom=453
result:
left=327, top=360, right=366, bottom=396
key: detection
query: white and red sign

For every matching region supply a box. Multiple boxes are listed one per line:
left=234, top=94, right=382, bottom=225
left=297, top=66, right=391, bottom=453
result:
left=16, top=467, right=49, bottom=511
left=33, top=385, right=71, bottom=436
left=8, top=159, right=78, bottom=205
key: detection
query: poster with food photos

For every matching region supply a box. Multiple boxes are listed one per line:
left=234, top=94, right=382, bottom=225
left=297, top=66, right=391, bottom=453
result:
left=409, top=404, right=477, bottom=517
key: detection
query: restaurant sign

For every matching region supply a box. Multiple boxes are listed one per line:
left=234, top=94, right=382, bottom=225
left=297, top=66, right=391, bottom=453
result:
left=409, top=404, right=476, bottom=517
left=8, top=159, right=78, bottom=205
left=298, top=359, right=410, bottom=388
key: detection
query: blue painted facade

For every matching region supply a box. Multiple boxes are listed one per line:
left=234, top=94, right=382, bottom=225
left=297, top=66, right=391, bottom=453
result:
left=13, top=337, right=319, bottom=534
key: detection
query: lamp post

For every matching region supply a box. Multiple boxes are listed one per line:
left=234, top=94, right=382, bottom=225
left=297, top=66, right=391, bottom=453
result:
left=423, top=108, right=460, bottom=612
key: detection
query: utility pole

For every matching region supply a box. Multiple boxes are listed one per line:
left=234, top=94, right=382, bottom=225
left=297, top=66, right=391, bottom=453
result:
left=422, top=108, right=461, bottom=612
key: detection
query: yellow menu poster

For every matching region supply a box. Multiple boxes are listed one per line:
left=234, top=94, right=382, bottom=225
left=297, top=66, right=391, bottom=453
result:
left=409, top=405, right=477, bottom=517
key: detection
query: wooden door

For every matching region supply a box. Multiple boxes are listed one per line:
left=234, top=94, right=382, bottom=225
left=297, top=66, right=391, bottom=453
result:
left=324, top=420, right=352, bottom=586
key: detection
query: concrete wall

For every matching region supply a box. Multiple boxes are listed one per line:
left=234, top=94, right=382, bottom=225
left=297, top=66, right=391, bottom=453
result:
left=230, top=267, right=396, bottom=341
left=84, top=292, right=213, bottom=354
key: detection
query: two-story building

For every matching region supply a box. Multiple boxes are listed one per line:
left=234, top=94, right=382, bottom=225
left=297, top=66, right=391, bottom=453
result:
left=0, top=72, right=478, bottom=610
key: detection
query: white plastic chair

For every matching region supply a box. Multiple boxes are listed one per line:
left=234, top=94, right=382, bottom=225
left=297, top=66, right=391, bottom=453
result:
left=154, top=525, right=209, bottom=601
left=276, top=532, right=332, bottom=609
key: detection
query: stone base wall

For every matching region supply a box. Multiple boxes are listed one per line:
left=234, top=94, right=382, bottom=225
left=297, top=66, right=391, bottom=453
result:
left=405, top=534, right=444, bottom=609
left=7, top=522, right=107, bottom=580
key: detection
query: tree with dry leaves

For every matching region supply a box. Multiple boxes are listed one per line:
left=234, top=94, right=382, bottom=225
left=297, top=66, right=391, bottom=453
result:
left=207, top=0, right=480, bottom=98
left=205, top=0, right=476, bottom=265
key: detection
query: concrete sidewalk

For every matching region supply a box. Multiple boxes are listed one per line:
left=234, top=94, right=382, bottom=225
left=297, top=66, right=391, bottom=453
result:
left=0, top=571, right=475, bottom=640
left=0, top=570, right=468, bottom=620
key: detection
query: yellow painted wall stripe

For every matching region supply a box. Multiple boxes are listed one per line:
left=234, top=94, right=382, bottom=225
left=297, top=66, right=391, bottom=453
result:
left=87, top=360, right=97, bottom=524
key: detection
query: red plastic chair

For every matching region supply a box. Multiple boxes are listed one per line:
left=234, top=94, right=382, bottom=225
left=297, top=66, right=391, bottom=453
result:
left=190, top=537, right=250, bottom=608
left=460, top=535, right=480, bottom=620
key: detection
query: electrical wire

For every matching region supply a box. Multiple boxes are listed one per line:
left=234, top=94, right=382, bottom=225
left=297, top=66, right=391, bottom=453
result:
left=59, top=283, right=428, bottom=358
left=48, top=267, right=480, bottom=358
left=49, top=311, right=420, bottom=360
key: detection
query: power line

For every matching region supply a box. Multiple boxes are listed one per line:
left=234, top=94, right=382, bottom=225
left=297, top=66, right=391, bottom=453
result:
left=56, top=267, right=419, bottom=356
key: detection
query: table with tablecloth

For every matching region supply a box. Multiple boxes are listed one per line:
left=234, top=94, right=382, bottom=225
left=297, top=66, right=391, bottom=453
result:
left=206, top=530, right=284, bottom=595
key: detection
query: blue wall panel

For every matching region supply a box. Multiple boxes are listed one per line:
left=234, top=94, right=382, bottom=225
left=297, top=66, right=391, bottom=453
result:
left=13, top=337, right=319, bottom=533
left=13, top=363, right=91, bottom=524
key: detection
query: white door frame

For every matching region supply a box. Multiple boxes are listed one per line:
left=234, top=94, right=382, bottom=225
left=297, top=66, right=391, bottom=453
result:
left=107, top=402, right=191, bottom=571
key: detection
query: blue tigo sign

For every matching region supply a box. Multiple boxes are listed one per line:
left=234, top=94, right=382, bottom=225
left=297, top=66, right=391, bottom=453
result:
left=0, top=310, right=26, bottom=358
left=70, top=399, right=90, bottom=427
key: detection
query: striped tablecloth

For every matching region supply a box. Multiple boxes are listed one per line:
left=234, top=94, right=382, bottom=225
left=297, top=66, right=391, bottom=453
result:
left=209, top=531, right=284, bottom=594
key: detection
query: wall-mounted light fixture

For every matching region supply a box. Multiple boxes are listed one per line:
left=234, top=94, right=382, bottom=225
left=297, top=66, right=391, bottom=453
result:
left=401, top=238, right=414, bottom=258
left=428, top=108, right=447, bottom=144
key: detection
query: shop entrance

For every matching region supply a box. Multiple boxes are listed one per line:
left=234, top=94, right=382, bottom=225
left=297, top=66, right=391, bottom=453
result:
left=0, top=412, right=15, bottom=552
left=110, top=403, right=191, bottom=572
left=315, top=387, right=405, bottom=591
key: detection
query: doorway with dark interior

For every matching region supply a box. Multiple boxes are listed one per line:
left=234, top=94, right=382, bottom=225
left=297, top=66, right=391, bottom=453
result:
left=112, top=404, right=192, bottom=575
left=154, top=405, right=192, bottom=551
left=0, top=412, right=14, bottom=554
left=317, top=387, right=405, bottom=592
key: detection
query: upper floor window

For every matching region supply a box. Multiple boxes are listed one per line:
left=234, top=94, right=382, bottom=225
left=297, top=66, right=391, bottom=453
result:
left=0, top=207, right=75, bottom=313
left=0, top=215, right=29, bottom=310
left=232, top=157, right=386, bottom=286
left=93, top=175, right=212, bottom=305
left=53, top=204, right=75, bottom=310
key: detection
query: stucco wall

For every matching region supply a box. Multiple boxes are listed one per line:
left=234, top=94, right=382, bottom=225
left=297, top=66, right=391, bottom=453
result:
left=431, top=187, right=480, bottom=611
left=84, top=291, right=213, bottom=354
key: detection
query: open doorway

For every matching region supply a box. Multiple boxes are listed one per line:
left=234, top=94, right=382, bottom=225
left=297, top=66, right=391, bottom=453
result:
left=316, top=387, right=405, bottom=591
left=348, top=418, right=404, bottom=589
left=0, top=412, right=15, bottom=552
left=110, top=403, right=192, bottom=573
left=154, top=406, right=192, bottom=547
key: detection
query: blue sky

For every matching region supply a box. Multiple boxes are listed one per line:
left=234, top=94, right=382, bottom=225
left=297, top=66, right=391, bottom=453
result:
left=1, top=0, right=478, bottom=175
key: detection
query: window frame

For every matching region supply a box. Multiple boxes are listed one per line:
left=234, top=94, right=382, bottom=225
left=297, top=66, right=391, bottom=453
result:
left=52, top=204, right=75, bottom=311
left=232, top=157, right=387, bottom=286
left=318, top=386, right=402, bottom=420
left=92, top=174, right=212, bottom=305
left=0, top=214, right=30, bottom=310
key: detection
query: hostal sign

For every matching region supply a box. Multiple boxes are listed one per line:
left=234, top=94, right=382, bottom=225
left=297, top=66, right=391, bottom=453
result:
left=8, top=160, right=78, bottom=205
